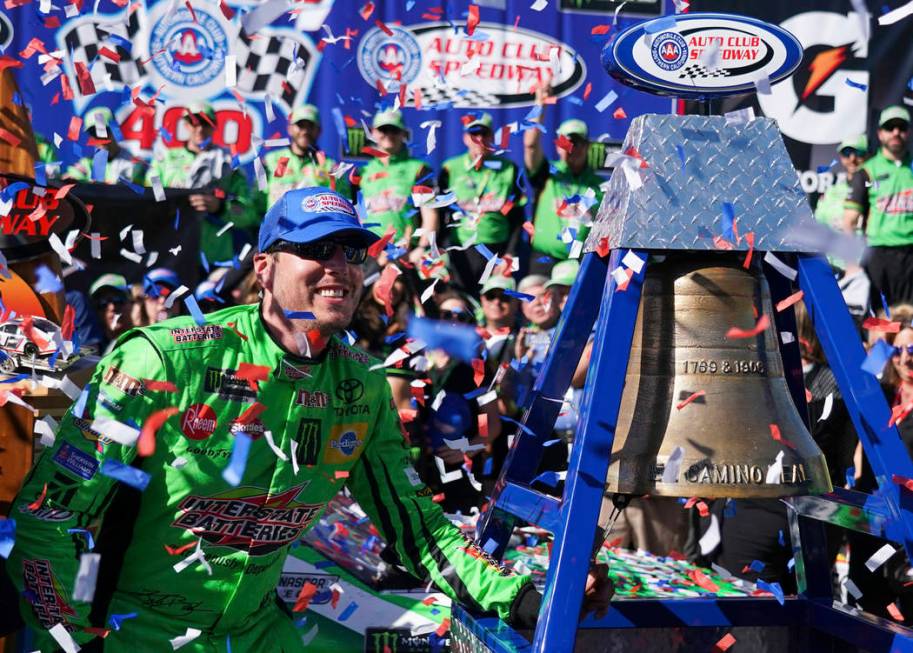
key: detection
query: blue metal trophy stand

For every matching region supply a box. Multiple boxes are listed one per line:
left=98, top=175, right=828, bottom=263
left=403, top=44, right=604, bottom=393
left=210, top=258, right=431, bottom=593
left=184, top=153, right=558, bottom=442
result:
left=449, top=114, right=913, bottom=652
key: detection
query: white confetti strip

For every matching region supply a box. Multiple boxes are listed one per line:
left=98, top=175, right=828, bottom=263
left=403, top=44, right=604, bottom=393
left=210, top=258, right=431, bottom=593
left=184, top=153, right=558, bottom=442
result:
left=611, top=265, right=630, bottom=286
left=48, top=233, right=73, bottom=265
left=89, top=417, right=140, bottom=446
left=170, top=627, right=202, bottom=650
left=254, top=157, right=268, bottom=191
left=131, top=229, right=145, bottom=255
left=476, top=390, right=498, bottom=407
left=290, top=440, right=300, bottom=475
left=370, top=348, right=411, bottom=371
left=764, top=252, right=798, bottom=281
left=594, top=90, right=618, bottom=113
left=420, top=119, right=441, bottom=155
left=263, top=430, right=289, bottom=461
left=119, top=249, right=143, bottom=264
left=73, top=553, right=101, bottom=602
left=621, top=162, right=643, bottom=190
left=90, top=232, right=101, bottom=259
left=302, top=624, right=319, bottom=646
left=765, top=450, right=785, bottom=484
left=149, top=174, right=166, bottom=202
left=818, top=393, right=834, bottom=422
left=878, top=0, right=913, bottom=24
left=420, top=277, right=440, bottom=305
left=699, top=513, right=721, bottom=555
left=241, top=0, right=291, bottom=33
left=622, top=250, right=646, bottom=273
left=530, top=0, right=548, bottom=10
left=215, top=221, right=234, bottom=237
left=780, top=331, right=795, bottom=345
left=49, top=623, right=80, bottom=653
left=724, top=107, right=755, bottom=125
left=172, top=456, right=188, bottom=469
left=34, top=416, right=58, bottom=447
left=434, top=456, right=464, bottom=483
left=865, top=543, right=897, bottom=572
left=164, top=285, right=189, bottom=309
left=662, top=446, right=684, bottom=484
left=224, top=54, right=237, bottom=87
left=843, top=577, right=863, bottom=600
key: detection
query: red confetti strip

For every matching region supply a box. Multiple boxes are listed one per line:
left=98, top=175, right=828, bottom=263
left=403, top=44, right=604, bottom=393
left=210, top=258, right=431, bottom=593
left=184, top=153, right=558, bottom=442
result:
left=892, top=474, right=913, bottom=492
left=184, top=0, right=198, bottom=22
left=596, top=237, right=610, bottom=257
left=888, top=602, right=905, bottom=622
left=0, top=56, right=23, bottom=72
left=368, top=225, right=396, bottom=258
left=218, top=0, right=234, bottom=18
left=143, top=379, right=178, bottom=392
left=555, top=134, right=573, bottom=152
left=138, top=407, right=179, bottom=457
left=98, top=47, right=121, bottom=62
left=374, top=18, right=393, bottom=36
left=82, top=627, right=110, bottom=638
left=863, top=317, right=902, bottom=333
left=293, top=582, right=318, bottom=612
left=236, top=402, right=267, bottom=425
left=712, top=633, right=736, bottom=652
left=696, top=501, right=710, bottom=517
left=422, top=596, right=438, bottom=606
left=742, top=232, right=755, bottom=269
left=478, top=413, right=489, bottom=438
left=60, top=304, right=75, bottom=342
left=398, top=408, right=417, bottom=423
left=499, top=199, right=514, bottom=216
left=375, top=265, right=401, bottom=318
left=0, top=127, right=20, bottom=147
left=775, top=290, right=804, bottom=313
left=334, top=470, right=349, bottom=480
left=432, top=493, right=445, bottom=503
left=591, top=24, right=610, bottom=34
left=725, top=314, right=769, bottom=339
left=466, top=4, right=479, bottom=35
left=273, top=156, right=290, bottom=178
left=769, top=423, right=797, bottom=449
left=331, top=588, right=341, bottom=609
left=890, top=403, right=913, bottom=428
left=613, top=106, right=627, bottom=119
left=436, top=618, right=451, bottom=637
left=361, top=146, right=389, bottom=159
left=413, top=87, right=423, bottom=109
left=686, top=568, right=720, bottom=592
left=676, top=390, right=705, bottom=410
left=499, top=123, right=511, bottom=150
left=472, top=359, right=485, bottom=387
left=235, top=363, right=271, bottom=391
left=27, top=483, right=47, bottom=512
left=583, top=82, right=592, bottom=100
left=21, top=316, right=49, bottom=349
left=359, top=1, right=374, bottom=19
left=67, top=116, right=82, bottom=141
left=225, top=322, right=249, bottom=342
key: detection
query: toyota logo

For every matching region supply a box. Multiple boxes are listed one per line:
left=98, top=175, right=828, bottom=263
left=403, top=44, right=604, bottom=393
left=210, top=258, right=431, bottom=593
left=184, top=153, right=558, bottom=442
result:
left=335, top=378, right=365, bottom=403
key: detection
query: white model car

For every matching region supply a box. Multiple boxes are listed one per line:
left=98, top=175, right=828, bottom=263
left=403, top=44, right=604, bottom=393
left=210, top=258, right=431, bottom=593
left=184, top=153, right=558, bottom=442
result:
left=0, top=317, right=65, bottom=372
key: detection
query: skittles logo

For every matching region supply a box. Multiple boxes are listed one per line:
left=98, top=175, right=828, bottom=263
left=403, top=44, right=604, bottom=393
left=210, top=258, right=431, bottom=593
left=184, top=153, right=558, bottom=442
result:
left=149, top=6, right=228, bottom=89
left=357, top=25, right=422, bottom=90
left=651, top=32, right=688, bottom=72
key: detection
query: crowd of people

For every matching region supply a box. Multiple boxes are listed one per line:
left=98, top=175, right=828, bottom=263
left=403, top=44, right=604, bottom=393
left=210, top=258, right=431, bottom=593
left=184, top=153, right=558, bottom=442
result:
left=29, top=93, right=913, bottom=626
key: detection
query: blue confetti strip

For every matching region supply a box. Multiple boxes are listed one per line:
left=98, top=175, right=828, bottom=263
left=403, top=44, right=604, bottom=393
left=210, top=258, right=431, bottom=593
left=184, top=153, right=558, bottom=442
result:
left=532, top=471, right=561, bottom=487
left=845, top=79, right=867, bottom=91
left=223, top=433, right=252, bottom=487
left=108, top=612, right=138, bottom=631
left=407, top=316, right=481, bottom=364
left=66, top=528, right=95, bottom=551
left=757, top=579, right=785, bottom=605
left=816, top=159, right=838, bottom=174
left=721, top=202, right=735, bottom=240
left=861, top=339, right=896, bottom=376
left=644, top=15, right=677, bottom=32
left=675, top=144, right=686, bottom=172
left=749, top=560, right=765, bottom=573
left=0, top=519, right=14, bottom=559
left=92, top=149, right=109, bottom=183
left=314, top=559, right=337, bottom=569
left=504, top=290, right=535, bottom=302
left=184, top=295, right=207, bottom=326
left=101, top=461, right=151, bottom=491
left=173, top=208, right=181, bottom=230
left=73, top=384, right=91, bottom=419
left=33, top=264, right=63, bottom=294
left=338, top=601, right=359, bottom=621
left=846, top=466, right=856, bottom=489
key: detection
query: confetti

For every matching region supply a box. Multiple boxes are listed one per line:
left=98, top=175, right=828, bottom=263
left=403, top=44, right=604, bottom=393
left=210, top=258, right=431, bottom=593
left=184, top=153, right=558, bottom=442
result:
left=101, top=460, right=151, bottom=491
left=223, top=433, right=252, bottom=486
left=594, top=90, right=618, bottom=113
left=0, top=518, right=14, bottom=558
left=676, top=390, right=705, bottom=410
left=49, top=623, right=80, bottom=653
left=775, top=290, right=804, bottom=312
left=661, top=446, right=684, bottom=483
left=73, top=552, right=101, bottom=602
left=170, top=627, right=202, bottom=650
left=293, top=581, right=318, bottom=611
left=712, top=633, right=736, bottom=652
left=865, top=543, right=897, bottom=572
left=769, top=424, right=796, bottom=449
left=725, top=315, right=769, bottom=339
left=338, top=601, right=359, bottom=621
left=888, top=602, right=905, bottom=622
left=878, top=1, right=913, bottom=24
left=138, top=408, right=180, bottom=457
left=861, top=339, right=895, bottom=376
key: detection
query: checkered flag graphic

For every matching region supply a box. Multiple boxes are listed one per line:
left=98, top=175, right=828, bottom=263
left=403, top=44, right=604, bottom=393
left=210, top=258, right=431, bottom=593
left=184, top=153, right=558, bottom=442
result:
left=60, top=12, right=145, bottom=85
left=678, top=64, right=732, bottom=80
left=404, top=84, right=501, bottom=109
left=235, top=32, right=310, bottom=110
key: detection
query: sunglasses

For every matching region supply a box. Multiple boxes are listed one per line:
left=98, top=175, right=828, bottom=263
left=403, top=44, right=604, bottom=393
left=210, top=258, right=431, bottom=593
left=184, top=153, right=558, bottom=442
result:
left=839, top=147, right=864, bottom=157
left=94, top=294, right=127, bottom=310
left=881, top=122, right=909, bottom=133
left=377, top=125, right=403, bottom=135
left=894, top=344, right=913, bottom=356
left=440, top=309, right=474, bottom=324
left=269, top=239, right=368, bottom=265
left=482, top=290, right=510, bottom=302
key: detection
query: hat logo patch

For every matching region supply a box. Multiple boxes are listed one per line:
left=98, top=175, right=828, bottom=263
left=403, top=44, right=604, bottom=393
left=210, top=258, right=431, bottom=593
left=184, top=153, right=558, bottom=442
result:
left=301, top=193, right=356, bottom=216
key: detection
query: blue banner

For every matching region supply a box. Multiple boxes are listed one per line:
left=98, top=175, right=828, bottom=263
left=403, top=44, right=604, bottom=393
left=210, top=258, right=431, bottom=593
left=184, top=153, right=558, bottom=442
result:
left=4, top=0, right=676, bottom=175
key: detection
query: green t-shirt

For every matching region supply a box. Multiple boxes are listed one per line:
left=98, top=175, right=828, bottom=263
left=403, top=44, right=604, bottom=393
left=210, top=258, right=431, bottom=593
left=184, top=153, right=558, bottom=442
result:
left=262, top=148, right=352, bottom=213
left=8, top=303, right=531, bottom=651
left=441, top=153, right=525, bottom=245
left=815, top=179, right=850, bottom=230
left=529, top=159, right=604, bottom=259
left=846, top=150, right=913, bottom=247
left=65, top=150, right=145, bottom=185
left=359, top=149, right=429, bottom=239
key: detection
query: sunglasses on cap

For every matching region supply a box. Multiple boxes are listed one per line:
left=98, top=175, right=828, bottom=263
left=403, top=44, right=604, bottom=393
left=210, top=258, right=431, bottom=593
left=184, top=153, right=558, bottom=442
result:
left=440, top=309, right=474, bottom=324
left=839, top=147, right=864, bottom=157
left=894, top=344, right=913, bottom=356
left=268, top=239, right=368, bottom=265
left=881, top=121, right=909, bottom=133
left=377, top=125, right=404, bottom=135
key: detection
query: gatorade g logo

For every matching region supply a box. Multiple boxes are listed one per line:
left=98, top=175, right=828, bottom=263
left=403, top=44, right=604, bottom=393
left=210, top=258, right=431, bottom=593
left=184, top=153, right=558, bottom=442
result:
left=295, top=419, right=321, bottom=466
left=324, top=423, right=368, bottom=464
left=181, top=403, right=218, bottom=440
left=335, top=378, right=365, bottom=403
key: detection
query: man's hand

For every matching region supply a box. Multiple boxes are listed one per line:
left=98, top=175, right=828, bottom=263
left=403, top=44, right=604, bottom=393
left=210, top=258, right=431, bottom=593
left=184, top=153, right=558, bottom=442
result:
left=580, top=563, right=614, bottom=621
left=189, top=193, right=221, bottom=213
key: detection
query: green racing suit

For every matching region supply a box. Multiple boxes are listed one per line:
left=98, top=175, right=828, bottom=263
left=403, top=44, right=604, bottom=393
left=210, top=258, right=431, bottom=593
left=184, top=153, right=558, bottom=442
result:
left=8, top=302, right=533, bottom=651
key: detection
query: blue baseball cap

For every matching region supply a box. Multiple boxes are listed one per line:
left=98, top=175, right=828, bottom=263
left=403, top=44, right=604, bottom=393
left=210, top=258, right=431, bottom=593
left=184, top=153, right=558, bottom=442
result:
left=258, top=187, right=379, bottom=252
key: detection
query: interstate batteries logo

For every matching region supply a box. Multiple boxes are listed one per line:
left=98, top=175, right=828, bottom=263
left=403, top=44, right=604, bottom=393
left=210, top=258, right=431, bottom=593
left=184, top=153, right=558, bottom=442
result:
left=172, top=485, right=322, bottom=555
left=22, top=559, right=77, bottom=629
left=357, top=22, right=584, bottom=108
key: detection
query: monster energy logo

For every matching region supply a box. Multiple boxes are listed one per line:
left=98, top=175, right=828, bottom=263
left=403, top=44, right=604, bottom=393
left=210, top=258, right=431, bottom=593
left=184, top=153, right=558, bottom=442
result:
left=345, top=126, right=373, bottom=161
left=365, top=628, right=434, bottom=653
left=295, top=419, right=321, bottom=467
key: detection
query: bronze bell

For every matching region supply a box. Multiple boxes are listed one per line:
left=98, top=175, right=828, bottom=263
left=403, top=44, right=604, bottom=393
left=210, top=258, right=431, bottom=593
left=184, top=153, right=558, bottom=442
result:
left=605, top=253, right=832, bottom=498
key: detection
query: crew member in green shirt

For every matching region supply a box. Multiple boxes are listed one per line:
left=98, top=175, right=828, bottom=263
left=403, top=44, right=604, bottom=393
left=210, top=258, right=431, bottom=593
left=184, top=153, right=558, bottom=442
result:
left=845, top=105, right=913, bottom=305
left=524, top=88, right=604, bottom=276
left=262, top=104, right=352, bottom=212
left=815, top=134, right=867, bottom=231
left=356, top=109, right=438, bottom=262
left=439, top=113, right=526, bottom=297
left=64, top=107, right=145, bottom=185
left=146, top=102, right=258, bottom=265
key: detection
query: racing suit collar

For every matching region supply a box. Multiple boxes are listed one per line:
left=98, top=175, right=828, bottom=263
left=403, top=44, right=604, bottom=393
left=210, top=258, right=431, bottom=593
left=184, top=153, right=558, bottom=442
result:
left=256, top=302, right=332, bottom=382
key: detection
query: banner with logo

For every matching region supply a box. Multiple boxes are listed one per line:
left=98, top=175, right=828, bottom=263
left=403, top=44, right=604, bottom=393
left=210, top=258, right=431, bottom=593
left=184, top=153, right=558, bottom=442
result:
left=687, top=0, right=913, bottom=199
left=4, top=0, right=679, bottom=179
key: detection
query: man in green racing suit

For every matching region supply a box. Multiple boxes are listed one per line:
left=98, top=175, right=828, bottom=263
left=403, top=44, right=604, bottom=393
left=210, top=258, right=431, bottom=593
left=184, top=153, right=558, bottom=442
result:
left=7, top=187, right=610, bottom=651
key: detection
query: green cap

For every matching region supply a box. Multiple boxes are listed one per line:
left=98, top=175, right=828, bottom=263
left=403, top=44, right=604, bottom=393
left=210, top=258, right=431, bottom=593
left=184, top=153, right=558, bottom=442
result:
left=545, top=259, right=580, bottom=289
left=89, top=273, right=128, bottom=297
left=517, top=274, right=548, bottom=294
left=557, top=119, right=588, bottom=139
left=372, top=109, right=406, bottom=131
left=84, top=106, right=114, bottom=131
left=185, top=101, right=216, bottom=122
left=481, top=275, right=516, bottom=296
left=878, top=105, right=911, bottom=127
left=290, top=104, right=320, bottom=125
left=465, top=112, right=493, bottom=132
left=837, top=134, right=868, bottom=154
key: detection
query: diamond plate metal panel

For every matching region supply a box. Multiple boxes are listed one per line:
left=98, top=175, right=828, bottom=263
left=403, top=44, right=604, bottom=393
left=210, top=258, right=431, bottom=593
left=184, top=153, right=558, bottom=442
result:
left=584, top=114, right=818, bottom=253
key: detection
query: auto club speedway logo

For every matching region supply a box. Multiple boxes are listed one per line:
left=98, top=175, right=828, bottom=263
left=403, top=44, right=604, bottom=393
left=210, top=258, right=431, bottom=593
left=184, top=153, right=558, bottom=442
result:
left=173, top=485, right=323, bottom=555
left=755, top=11, right=869, bottom=195
left=53, top=0, right=322, bottom=162
left=357, top=22, right=585, bottom=108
